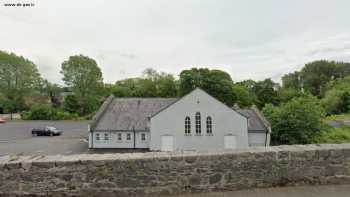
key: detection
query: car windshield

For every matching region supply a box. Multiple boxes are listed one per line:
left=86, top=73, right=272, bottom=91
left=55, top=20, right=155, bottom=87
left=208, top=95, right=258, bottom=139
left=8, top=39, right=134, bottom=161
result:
left=47, top=127, right=57, bottom=130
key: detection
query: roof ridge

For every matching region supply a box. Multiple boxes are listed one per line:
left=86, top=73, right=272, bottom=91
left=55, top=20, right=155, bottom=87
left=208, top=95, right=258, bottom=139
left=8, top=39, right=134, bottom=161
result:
left=90, top=95, right=115, bottom=130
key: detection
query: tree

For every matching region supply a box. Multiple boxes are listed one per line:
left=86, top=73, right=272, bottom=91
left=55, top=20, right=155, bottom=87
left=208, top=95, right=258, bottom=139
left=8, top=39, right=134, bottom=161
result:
left=232, top=84, right=253, bottom=107
left=112, top=68, right=178, bottom=98
left=282, top=71, right=301, bottom=90
left=277, top=87, right=304, bottom=104
left=179, top=68, right=234, bottom=106
left=40, top=80, right=62, bottom=108
left=0, top=50, right=42, bottom=112
left=263, top=95, right=325, bottom=145
left=321, top=76, right=350, bottom=114
left=63, top=95, right=81, bottom=114
left=61, top=55, right=103, bottom=97
left=254, top=79, right=280, bottom=108
left=60, top=55, right=103, bottom=115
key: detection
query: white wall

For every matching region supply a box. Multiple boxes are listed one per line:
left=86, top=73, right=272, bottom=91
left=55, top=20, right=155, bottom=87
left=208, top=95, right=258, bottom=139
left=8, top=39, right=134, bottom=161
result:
left=91, top=131, right=150, bottom=149
left=150, top=88, right=249, bottom=151
left=248, top=132, right=267, bottom=147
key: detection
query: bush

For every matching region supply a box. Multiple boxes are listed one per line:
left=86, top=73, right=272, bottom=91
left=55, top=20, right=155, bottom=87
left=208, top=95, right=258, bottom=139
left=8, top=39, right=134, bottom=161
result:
left=263, top=95, right=325, bottom=145
left=314, top=125, right=350, bottom=144
left=22, top=104, right=78, bottom=120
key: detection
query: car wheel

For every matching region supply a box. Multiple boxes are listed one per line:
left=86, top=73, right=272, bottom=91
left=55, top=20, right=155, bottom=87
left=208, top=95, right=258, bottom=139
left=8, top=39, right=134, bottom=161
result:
left=32, top=133, right=37, bottom=137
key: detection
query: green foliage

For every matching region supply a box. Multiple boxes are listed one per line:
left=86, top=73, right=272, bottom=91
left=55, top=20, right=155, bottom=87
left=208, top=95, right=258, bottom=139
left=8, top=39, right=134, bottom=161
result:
left=61, top=55, right=103, bottom=97
left=237, top=79, right=279, bottom=108
left=263, top=95, right=325, bottom=145
left=232, top=84, right=253, bottom=107
left=0, top=50, right=42, bottom=112
left=62, top=94, right=99, bottom=116
left=281, top=60, right=350, bottom=96
left=321, top=76, right=350, bottom=114
left=112, top=68, right=178, bottom=98
left=179, top=68, right=234, bottom=106
left=22, top=104, right=78, bottom=120
left=60, top=55, right=103, bottom=115
left=63, top=95, right=80, bottom=114
left=277, top=88, right=304, bottom=103
left=314, top=125, right=350, bottom=144
left=281, top=71, right=302, bottom=90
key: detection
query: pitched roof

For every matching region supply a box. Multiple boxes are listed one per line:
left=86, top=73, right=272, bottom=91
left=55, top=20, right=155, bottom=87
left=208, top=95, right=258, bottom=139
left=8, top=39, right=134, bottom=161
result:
left=93, top=97, right=178, bottom=131
left=236, top=107, right=270, bottom=132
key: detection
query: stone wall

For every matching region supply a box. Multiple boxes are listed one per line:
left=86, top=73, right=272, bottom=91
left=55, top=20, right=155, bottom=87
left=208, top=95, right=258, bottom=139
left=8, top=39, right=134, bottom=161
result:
left=1, top=144, right=350, bottom=196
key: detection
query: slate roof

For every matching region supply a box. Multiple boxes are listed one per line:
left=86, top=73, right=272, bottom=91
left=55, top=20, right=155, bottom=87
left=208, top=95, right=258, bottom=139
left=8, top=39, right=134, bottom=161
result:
left=93, top=97, right=178, bottom=131
left=237, top=107, right=270, bottom=132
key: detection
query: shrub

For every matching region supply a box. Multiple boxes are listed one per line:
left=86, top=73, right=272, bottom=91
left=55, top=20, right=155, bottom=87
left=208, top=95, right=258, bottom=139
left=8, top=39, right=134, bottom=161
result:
left=314, top=125, right=350, bottom=144
left=263, top=95, right=325, bottom=145
left=22, top=104, right=78, bottom=120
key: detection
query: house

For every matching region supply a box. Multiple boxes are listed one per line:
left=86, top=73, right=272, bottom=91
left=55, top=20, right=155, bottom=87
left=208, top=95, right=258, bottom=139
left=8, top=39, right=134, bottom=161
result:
left=88, top=88, right=271, bottom=151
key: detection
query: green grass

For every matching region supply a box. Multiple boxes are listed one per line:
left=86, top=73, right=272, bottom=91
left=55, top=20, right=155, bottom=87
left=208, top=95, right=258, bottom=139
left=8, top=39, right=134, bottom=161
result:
left=325, top=113, right=350, bottom=121
left=315, top=124, right=350, bottom=144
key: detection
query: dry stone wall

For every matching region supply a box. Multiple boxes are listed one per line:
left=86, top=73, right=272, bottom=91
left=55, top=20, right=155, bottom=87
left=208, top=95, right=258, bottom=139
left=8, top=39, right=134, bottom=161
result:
left=1, top=144, right=350, bottom=196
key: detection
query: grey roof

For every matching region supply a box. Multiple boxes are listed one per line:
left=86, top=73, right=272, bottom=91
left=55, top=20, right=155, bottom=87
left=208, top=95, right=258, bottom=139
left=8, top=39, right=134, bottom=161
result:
left=237, top=107, right=270, bottom=132
left=93, top=97, right=178, bottom=131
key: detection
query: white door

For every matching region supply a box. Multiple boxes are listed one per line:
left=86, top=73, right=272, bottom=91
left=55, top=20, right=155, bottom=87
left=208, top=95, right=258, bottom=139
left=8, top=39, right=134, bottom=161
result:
left=161, top=135, right=174, bottom=151
left=224, top=135, right=237, bottom=149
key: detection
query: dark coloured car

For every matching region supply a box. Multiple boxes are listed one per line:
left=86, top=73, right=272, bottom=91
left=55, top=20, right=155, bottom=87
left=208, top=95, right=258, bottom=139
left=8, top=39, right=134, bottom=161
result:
left=31, top=126, right=62, bottom=136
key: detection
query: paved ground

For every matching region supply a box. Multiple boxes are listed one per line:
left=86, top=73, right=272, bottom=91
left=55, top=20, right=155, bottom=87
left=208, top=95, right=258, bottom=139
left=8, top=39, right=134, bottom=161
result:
left=0, top=121, right=150, bottom=156
left=0, top=121, right=90, bottom=156
left=173, top=184, right=350, bottom=197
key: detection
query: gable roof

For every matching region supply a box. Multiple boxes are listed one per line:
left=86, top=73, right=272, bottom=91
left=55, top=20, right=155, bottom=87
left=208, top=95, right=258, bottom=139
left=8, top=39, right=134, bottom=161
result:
left=92, top=97, right=178, bottom=131
left=151, top=87, right=248, bottom=119
left=236, top=106, right=271, bottom=132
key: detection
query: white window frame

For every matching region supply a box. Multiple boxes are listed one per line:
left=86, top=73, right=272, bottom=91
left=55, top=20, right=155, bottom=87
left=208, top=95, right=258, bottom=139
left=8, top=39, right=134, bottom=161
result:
left=104, top=133, right=109, bottom=141
left=141, top=133, right=146, bottom=141
left=126, top=133, right=131, bottom=141
left=195, top=112, right=201, bottom=135
left=206, top=116, right=213, bottom=135
left=117, top=133, right=122, bottom=141
left=95, top=133, right=100, bottom=141
left=185, top=116, right=191, bottom=135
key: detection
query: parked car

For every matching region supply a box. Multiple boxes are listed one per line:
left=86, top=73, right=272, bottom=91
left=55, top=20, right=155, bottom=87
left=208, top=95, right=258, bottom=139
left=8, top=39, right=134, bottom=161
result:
left=31, top=126, right=62, bottom=136
left=0, top=118, right=6, bottom=124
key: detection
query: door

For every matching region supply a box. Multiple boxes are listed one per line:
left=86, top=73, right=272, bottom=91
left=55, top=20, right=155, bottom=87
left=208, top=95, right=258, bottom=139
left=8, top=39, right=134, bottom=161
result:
left=161, top=135, right=174, bottom=151
left=224, top=135, right=237, bottom=149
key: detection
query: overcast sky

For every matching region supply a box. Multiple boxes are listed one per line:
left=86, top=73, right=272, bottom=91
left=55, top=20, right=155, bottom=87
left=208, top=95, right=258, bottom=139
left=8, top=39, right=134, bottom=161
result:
left=1, top=0, right=350, bottom=84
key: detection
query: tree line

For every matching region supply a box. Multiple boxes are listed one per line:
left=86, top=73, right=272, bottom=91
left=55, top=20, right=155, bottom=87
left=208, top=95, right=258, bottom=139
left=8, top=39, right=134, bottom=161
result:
left=1, top=50, right=350, bottom=145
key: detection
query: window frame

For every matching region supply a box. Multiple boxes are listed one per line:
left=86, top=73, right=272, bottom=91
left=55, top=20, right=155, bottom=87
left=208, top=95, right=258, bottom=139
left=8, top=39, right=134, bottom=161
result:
left=117, top=133, right=122, bottom=141
left=206, top=116, right=213, bottom=135
left=141, top=133, right=146, bottom=141
left=195, top=112, right=201, bottom=135
left=104, top=133, right=109, bottom=141
left=126, top=133, right=131, bottom=141
left=95, top=133, right=100, bottom=141
left=185, top=116, right=191, bottom=135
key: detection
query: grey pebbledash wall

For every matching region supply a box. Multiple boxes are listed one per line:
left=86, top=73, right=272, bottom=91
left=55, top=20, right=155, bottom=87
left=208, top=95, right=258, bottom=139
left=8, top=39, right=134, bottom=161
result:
left=1, top=144, right=350, bottom=197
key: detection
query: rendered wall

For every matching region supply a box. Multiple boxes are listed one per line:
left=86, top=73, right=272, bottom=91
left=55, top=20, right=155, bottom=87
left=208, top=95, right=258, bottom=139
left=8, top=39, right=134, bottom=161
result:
left=0, top=144, right=350, bottom=196
left=151, top=88, right=249, bottom=151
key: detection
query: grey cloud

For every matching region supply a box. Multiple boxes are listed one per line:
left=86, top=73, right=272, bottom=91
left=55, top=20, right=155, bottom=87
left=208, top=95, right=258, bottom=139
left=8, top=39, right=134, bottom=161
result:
left=1, top=0, right=350, bottom=84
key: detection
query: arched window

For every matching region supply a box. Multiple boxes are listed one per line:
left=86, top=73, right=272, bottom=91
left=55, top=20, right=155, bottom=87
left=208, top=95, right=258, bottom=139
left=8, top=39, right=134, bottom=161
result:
left=185, top=116, right=191, bottom=134
left=206, top=116, right=212, bottom=134
left=195, top=112, right=201, bottom=134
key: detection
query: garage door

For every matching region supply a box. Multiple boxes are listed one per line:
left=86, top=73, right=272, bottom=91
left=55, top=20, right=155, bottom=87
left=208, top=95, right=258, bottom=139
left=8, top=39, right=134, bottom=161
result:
left=161, top=135, right=174, bottom=151
left=224, top=135, right=237, bottom=149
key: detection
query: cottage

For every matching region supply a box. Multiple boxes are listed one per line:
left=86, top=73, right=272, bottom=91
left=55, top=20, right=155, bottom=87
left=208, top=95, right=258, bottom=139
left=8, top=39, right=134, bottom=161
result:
left=88, top=88, right=271, bottom=151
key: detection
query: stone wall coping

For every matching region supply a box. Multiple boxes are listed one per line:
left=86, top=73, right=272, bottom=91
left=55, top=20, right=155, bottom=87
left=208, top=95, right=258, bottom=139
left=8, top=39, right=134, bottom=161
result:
left=1, top=143, right=350, bottom=165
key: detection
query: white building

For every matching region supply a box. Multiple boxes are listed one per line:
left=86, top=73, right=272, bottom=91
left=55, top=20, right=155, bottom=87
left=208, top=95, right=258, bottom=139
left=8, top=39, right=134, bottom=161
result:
left=89, top=88, right=270, bottom=151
